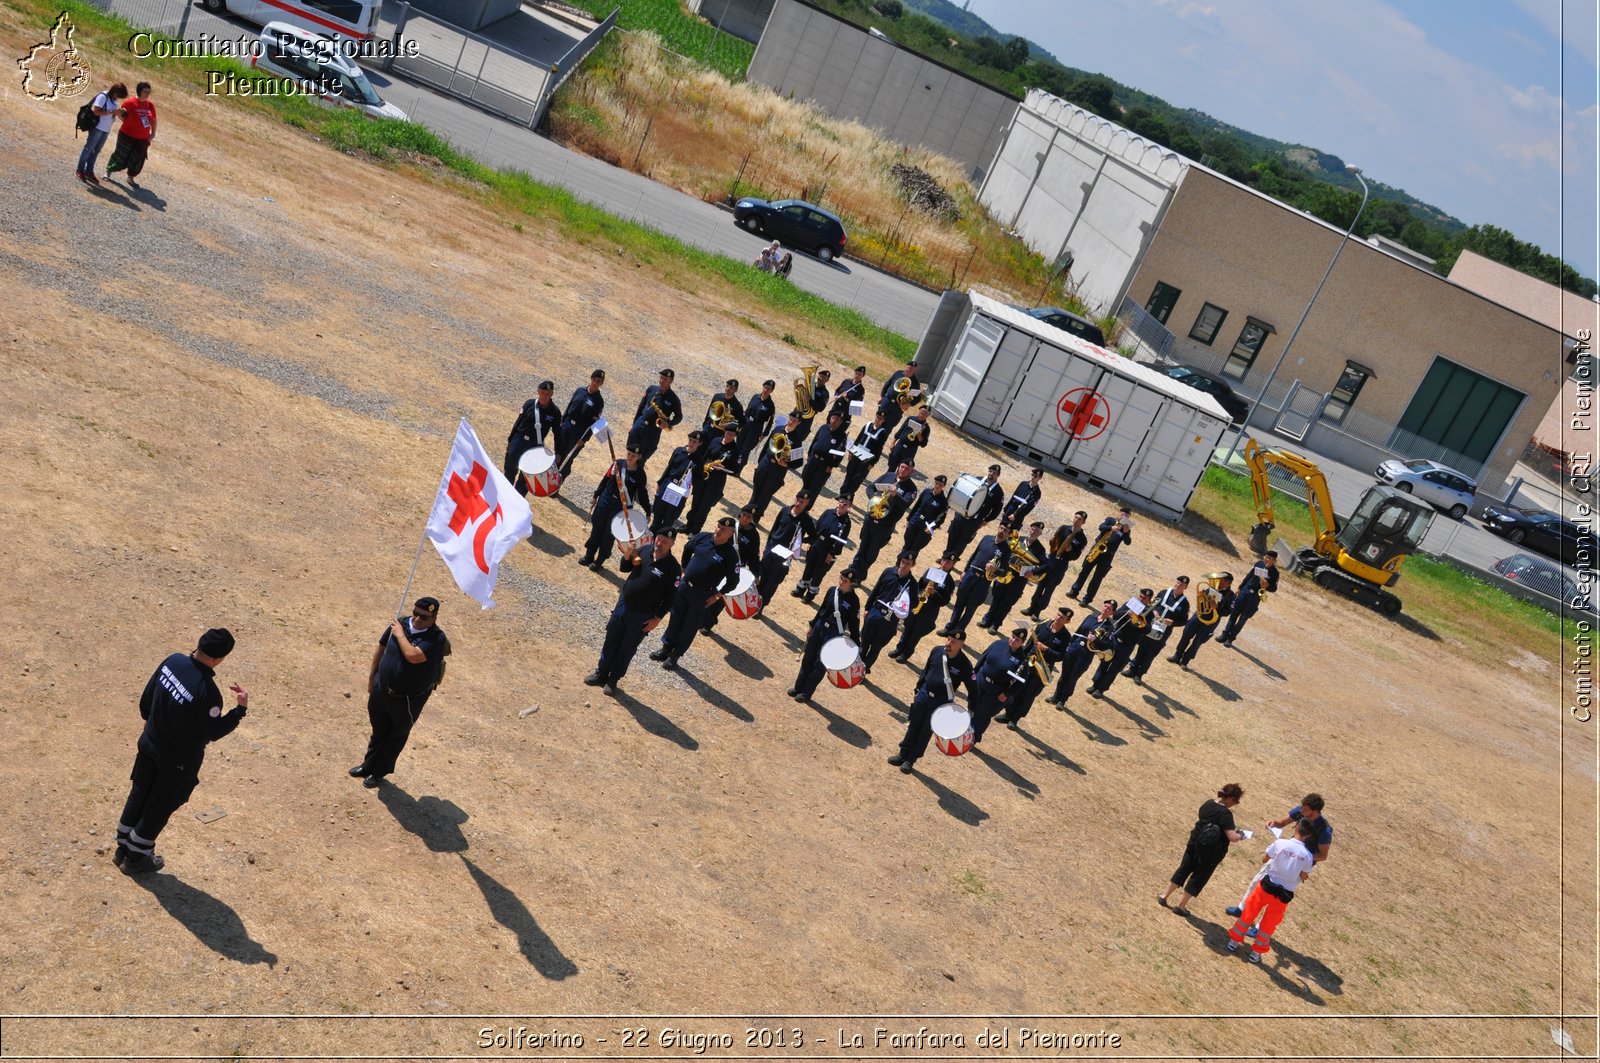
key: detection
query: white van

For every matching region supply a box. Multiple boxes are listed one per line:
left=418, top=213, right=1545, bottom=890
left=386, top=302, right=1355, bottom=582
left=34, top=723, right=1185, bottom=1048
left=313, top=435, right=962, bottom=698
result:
left=204, top=0, right=380, bottom=42
left=251, top=23, right=407, bottom=120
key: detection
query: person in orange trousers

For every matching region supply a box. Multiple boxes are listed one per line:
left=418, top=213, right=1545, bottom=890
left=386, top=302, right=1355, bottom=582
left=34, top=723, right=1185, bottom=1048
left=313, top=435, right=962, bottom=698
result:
left=1226, top=818, right=1315, bottom=963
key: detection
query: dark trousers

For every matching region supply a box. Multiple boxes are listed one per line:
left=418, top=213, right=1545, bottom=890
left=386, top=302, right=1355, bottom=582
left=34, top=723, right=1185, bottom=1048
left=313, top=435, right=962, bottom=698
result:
left=1090, top=646, right=1136, bottom=693
left=1070, top=558, right=1113, bottom=603
left=1025, top=565, right=1069, bottom=616
left=1220, top=594, right=1260, bottom=642
left=1172, top=619, right=1219, bottom=665
left=748, top=464, right=788, bottom=523
left=117, top=747, right=199, bottom=856
left=631, top=425, right=664, bottom=462
left=1125, top=635, right=1170, bottom=679
left=650, top=495, right=687, bottom=534
left=902, top=520, right=936, bottom=560
left=944, top=573, right=990, bottom=635
left=859, top=608, right=897, bottom=670
left=896, top=688, right=941, bottom=764
left=839, top=458, right=875, bottom=500
left=978, top=578, right=1027, bottom=630
left=362, top=687, right=431, bottom=778
left=851, top=520, right=894, bottom=576
left=1171, top=842, right=1227, bottom=895
left=969, top=683, right=1007, bottom=743
left=799, top=462, right=834, bottom=502
left=798, top=548, right=839, bottom=595
left=757, top=553, right=791, bottom=604
left=504, top=439, right=532, bottom=497
left=583, top=508, right=620, bottom=563
left=659, top=588, right=715, bottom=658
left=945, top=515, right=981, bottom=560
left=1006, top=674, right=1047, bottom=722
left=1050, top=644, right=1097, bottom=702
left=682, top=486, right=726, bottom=535
left=792, top=628, right=832, bottom=698
left=893, top=608, right=941, bottom=658
left=596, top=604, right=650, bottom=684
left=106, top=132, right=150, bottom=177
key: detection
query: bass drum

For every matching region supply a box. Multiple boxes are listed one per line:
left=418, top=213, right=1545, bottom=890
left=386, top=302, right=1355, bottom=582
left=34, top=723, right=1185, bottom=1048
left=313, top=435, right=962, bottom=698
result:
left=948, top=473, right=988, bottom=518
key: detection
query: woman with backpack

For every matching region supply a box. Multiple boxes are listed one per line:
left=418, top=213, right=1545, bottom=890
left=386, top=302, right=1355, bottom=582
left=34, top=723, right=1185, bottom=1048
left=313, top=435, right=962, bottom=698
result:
left=1158, top=782, right=1245, bottom=915
left=76, top=82, right=127, bottom=186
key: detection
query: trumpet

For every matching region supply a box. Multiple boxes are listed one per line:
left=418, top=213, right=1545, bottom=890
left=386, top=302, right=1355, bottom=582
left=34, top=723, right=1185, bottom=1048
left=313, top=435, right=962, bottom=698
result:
left=651, top=398, right=674, bottom=431
left=794, top=367, right=819, bottom=419
left=768, top=431, right=792, bottom=464
left=709, top=400, right=739, bottom=432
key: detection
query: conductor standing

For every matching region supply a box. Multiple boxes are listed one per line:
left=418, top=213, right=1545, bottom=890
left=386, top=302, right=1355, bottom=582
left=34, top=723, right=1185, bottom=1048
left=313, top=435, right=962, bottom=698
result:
left=115, top=628, right=248, bottom=875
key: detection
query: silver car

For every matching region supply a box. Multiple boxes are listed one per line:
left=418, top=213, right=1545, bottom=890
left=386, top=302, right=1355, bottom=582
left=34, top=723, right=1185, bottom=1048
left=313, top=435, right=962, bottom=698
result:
left=1374, top=458, right=1477, bottom=520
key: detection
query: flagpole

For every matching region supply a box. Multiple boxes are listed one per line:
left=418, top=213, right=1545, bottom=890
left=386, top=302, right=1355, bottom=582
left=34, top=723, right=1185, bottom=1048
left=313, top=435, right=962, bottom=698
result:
left=398, top=444, right=453, bottom=617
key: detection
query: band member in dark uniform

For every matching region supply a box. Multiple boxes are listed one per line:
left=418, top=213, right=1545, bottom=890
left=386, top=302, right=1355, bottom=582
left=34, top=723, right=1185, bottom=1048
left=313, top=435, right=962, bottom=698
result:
left=838, top=409, right=891, bottom=500
left=1125, top=576, right=1190, bottom=683
left=796, top=495, right=854, bottom=602
left=650, top=430, right=705, bottom=534
left=1047, top=599, right=1117, bottom=706
left=889, top=553, right=959, bottom=662
left=790, top=368, right=831, bottom=446
left=115, top=628, right=249, bottom=874
left=701, top=378, right=744, bottom=436
left=585, top=530, right=681, bottom=695
left=969, top=627, right=1028, bottom=745
left=852, top=462, right=917, bottom=575
left=941, top=530, right=1013, bottom=637
left=557, top=369, right=605, bottom=467
left=736, top=380, right=777, bottom=467
left=747, top=413, right=801, bottom=524
left=701, top=508, right=762, bottom=634
left=580, top=445, right=650, bottom=570
left=1087, top=588, right=1154, bottom=697
left=1023, top=512, right=1088, bottom=618
left=683, top=423, right=745, bottom=535
left=859, top=553, right=917, bottom=673
left=1218, top=552, right=1279, bottom=648
left=353, top=599, right=450, bottom=788
left=877, top=361, right=919, bottom=431
left=900, top=475, right=950, bottom=561
left=1170, top=574, right=1235, bottom=668
left=650, top=517, right=742, bottom=670
left=1071, top=507, right=1132, bottom=605
left=504, top=379, right=560, bottom=496
left=884, top=405, right=932, bottom=472
left=1001, top=468, right=1045, bottom=528
left=996, top=608, right=1075, bottom=729
left=944, top=464, right=1004, bottom=559
left=788, top=569, right=862, bottom=702
left=830, top=365, right=868, bottom=433
left=628, top=367, right=683, bottom=462
left=977, top=520, right=1046, bottom=632
left=799, top=411, right=849, bottom=502
left=757, top=492, right=815, bottom=604
left=887, top=630, right=972, bottom=775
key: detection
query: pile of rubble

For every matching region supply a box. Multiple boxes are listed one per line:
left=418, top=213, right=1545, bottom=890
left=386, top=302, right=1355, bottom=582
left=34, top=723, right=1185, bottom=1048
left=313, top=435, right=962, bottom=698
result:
left=890, top=162, right=960, bottom=222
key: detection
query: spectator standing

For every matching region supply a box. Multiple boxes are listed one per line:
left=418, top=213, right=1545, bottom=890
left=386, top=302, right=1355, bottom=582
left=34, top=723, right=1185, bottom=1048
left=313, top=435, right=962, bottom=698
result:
left=1158, top=783, right=1245, bottom=914
left=105, top=82, right=156, bottom=186
left=77, top=82, right=127, bottom=185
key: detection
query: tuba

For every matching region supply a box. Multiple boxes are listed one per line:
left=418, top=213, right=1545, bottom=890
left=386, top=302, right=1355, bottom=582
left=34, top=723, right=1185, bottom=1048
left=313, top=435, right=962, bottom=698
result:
left=794, top=367, right=819, bottom=419
left=1195, top=572, right=1231, bottom=626
left=893, top=376, right=917, bottom=411
left=768, top=431, right=792, bottom=464
left=1010, top=535, right=1046, bottom=584
left=709, top=400, right=739, bottom=432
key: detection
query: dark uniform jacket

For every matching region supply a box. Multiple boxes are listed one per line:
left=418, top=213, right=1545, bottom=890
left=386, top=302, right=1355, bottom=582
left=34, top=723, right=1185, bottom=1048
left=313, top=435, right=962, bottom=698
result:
left=887, top=416, right=931, bottom=468
left=973, top=638, right=1025, bottom=694
left=1033, top=619, right=1074, bottom=663
left=632, top=385, right=683, bottom=435
left=703, top=393, right=745, bottom=434
left=1001, top=481, right=1042, bottom=526
left=375, top=619, right=449, bottom=696
left=965, top=534, right=1013, bottom=578
left=656, top=445, right=705, bottom=499
left=909, top=569, right=957, bottom=617
left=869, top=474, right=918, bottom=525
left=768, top=507, right=816, bottom=558
left=866, top=567, right=916, bottom=616
left=850, top=423, right=890, bottom=462
left=1236, top=562, right=1280, bottom=602
left=1145, top=587, right=1191, bottom=641
left=740, top=393, right=777, bottom=448
left=678, top=532, right=742, bottom=595
left=916, top=645, right=972, bottom=702
left=969, top=479, right=1005, bottom=524
left=509, top=397, right=560, bottom=450
left=806, top=423, right=849, bottom=472
left=560, top=386, right=604, bottom=439
left=809, top=586, right=862, bottom=642
left=699, top=435, right=745, bottom=490
left=1088, top=516, right=1131, bottom=562
left=594, top=462, right=650, bottom=518
left=814, top=509, right=853, bottom=556
left=620, top=544, right=681, bottom=618
left=906, top=488, right=951, bottom=536
left=138, top=652, right=246, bottom=768
left=734, top=522, right=762, bottom=571
left=830, top=378, right=865, bottom=420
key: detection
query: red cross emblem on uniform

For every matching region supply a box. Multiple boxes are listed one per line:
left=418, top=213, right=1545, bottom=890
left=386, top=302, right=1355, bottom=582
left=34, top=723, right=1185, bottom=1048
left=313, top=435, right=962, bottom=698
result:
left=1056, top=388, right=1111, bottom=440
left=446, top=461, right=502, bottom=574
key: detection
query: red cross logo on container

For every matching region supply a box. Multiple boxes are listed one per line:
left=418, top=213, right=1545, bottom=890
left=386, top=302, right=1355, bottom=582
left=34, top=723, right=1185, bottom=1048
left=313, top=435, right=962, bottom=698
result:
left=1057, top=388, right=1111, bottom=440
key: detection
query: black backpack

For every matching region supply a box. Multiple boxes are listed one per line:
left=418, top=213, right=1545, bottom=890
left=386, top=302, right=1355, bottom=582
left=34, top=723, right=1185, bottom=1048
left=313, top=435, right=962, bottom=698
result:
left=1190, top=819, right=1223, bottom=847
left=75, top=102, right=96, bottom=135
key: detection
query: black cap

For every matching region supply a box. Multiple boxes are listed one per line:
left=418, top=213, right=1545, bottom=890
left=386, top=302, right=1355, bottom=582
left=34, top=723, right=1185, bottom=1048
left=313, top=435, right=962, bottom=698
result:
left=538, top=380, right=554, bottom=391
left=940, top=552, right=959, bottom=562
left=415, top=597, right=440, bottom=615
left=934, top=474, right=948, bottom=484
left=726, top=378, right=739, bottom=388
left=1010, top=626, right=1029, bottom=639
left=717, top=516, right=736, bottom=528
left=818, top=369, right=831, bottom=378
left=896, top=552, right=913, bottom=563
left=659, top=368, right=675, bottom=380
left=947, top=628, right=966, bottom=641
left=855, top=365, right=867, bottom=373
left=840, top=568, right=859, bottom=582
left=796, top=490, right=813, bottom=500
left=687, top=429, right=704, bottom=441
left=196, top=627, right=235, bottom=658
left=1139, top=588, right=1154, bottom=598
left=763, top=379, right=776, bottom=388
left=1177, top=575, right=1191, bottom=585
left=1057, top=606, right=1073, bottom=617
left=722, top=422, right=740, bottom=433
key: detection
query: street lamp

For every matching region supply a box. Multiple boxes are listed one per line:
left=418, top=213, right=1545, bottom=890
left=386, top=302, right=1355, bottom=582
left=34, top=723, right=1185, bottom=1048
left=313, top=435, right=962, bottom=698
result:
left=1222, top=167, right=1370, bottom=464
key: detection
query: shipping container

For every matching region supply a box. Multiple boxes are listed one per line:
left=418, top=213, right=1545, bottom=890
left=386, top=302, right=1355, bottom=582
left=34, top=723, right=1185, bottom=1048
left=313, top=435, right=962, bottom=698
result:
left=928, top=293, right=1231, bottom=520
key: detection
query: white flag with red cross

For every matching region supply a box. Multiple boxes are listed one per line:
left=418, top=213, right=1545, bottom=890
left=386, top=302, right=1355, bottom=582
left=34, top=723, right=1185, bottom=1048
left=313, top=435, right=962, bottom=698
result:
left=425, top=419, right=533, bottom=608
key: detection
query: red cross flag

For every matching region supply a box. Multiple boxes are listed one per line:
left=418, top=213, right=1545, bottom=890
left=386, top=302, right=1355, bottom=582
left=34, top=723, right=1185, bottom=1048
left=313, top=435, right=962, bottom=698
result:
left=425, top=419, right=534, bottom=608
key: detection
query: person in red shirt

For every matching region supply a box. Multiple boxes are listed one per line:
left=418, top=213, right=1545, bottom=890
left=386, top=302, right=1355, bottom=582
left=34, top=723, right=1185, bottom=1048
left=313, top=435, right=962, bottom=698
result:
left=107, top=82, right=156, bottom=186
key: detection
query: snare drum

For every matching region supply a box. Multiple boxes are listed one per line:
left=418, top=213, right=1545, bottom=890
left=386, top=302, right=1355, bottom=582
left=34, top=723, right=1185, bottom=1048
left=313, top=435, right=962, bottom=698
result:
left=517, top=447, right=563, bottom=497
left=724, top=569, right=763, bottom=620
left=930, top=702, right=974, bottom=756
left=609, top=506, right=651, bottom=548
left=820, top=636, right=865, bottom=689
left=948, top=473, right=987, bottom=518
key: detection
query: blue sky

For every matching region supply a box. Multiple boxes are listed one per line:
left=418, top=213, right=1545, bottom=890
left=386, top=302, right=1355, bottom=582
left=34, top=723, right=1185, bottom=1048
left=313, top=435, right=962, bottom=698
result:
left=974, top=0, right=1599, bottom=279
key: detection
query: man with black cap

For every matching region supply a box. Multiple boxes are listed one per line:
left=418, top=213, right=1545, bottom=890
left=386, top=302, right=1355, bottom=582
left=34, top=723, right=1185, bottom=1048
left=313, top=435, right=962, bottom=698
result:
left=799, top=411, right=848, bottom=502
left=944, top=464, right=1005, bottom=559
left=941, top=529, right=1014, bottom=637
left=885, top=405, right=932, bottom=472
left=1217, top=551, right=1278, bottom=649
left=747, top=413, right=801, bottom=524
left=1022, top=511, right=1088, bottom=619
left=977, top=520, right=1047, bottom=633
left=758, top=492, right=815, bottom=603
left=1086, top=587, right=1154, bottom=698
left=790, top=368, right=831, bottom=447
left=737, top=380, right=778, bottom=468
left=683, top=422, right=746, bottom=535
left=859, top=553, right=917, bottom=673
left=701, top=508, right=762, bottom=634
left=650, top=516, right=742, bottom=669
left=581, top=445, right=651, bottom=570
left=852, top=461, right=917, bottom=576
left=114, top=628, right=248, bottom=874
left=1071, top=507, right=1132, bottom=605
left=702, top=379, right=745, bottom=436
left=504, top=380, right=561, bottom=496
left=557, top=370, right=606, bottom=467
left=830, top=365, right=868, bottom=433
left=1048, top=599, right=1118, bottom=706
left=788, top=568, right=862, bottom=702
left=877, top=361, right=919, bottom=431
left=795, top=495, right=853, bottom=602
left=586, top=529, right=680, bottom=695
left=1170, top=574, right=1234, bottom=669
left=838, top=408, right=891, bottom=500
left=968, top=627, right=1029, bottom=745
left=887, top=629, right=972, bottom=775
left=900, top=474, right=950, bottom=561
left=629, top=368, right=683, bottom=462
left=352, top=598, right=450, bottom=788
left=888, top=553, right=959, bottom=662
left=1001, top=467, right=1046, bottom=528
left=1125, top=576, right=1190, bottom=683
left=650, top=430, right=706, bottom=534
left=995, top=607, right=1076, bottom=730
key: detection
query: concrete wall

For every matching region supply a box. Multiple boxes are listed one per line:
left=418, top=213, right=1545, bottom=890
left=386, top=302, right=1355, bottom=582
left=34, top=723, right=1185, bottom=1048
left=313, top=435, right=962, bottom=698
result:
left=746, top=0, right=1017, bottom=181
left=1126, top=168, right=1567, bottom=495
left=978, top=90, right=1185, bottom=315
left=687, top=0, right=774, bottom=46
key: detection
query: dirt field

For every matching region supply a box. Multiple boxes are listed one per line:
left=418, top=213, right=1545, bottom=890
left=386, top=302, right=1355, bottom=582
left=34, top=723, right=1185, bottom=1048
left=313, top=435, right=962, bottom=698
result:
left=1, top=18, right=1594, bottom=1060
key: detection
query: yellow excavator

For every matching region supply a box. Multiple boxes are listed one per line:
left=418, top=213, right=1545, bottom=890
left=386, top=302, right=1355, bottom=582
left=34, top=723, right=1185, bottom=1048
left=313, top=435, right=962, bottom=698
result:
left=1242, top=438, right=1436, bottom=615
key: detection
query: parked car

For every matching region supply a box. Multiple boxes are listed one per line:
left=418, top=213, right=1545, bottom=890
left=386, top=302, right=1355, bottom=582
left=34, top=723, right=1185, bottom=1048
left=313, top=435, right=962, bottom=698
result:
left=1018, top=306, right=1107, bottom=347
left=1493, top=553, right=1592, bottom=611
left=1160, top=364, right=1251, bottom=423
left=251, top=23, right=408, bottom=121
left=1481, top=503, right=1597, bottom=568
left=731, top=198, right=847, bottom=261
left=1373, top=458, right=1477, bottom=520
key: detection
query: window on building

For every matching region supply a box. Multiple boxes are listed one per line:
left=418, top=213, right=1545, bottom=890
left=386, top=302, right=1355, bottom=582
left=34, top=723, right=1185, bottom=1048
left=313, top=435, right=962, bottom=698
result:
left=1146, top=282, right=1180, bottom=325
left=1321, top=361, right=1373, bottom=426
left=1395, top=357, right=1525, bottom=466
left=1188, top=303, right=1228, bottom=345
left=1221, top=318, right=1274, bottom=381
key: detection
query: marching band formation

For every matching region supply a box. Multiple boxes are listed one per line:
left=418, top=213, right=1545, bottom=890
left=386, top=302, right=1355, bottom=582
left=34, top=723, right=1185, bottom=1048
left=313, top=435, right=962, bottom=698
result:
left=502, top=360, right=1278, bottom=778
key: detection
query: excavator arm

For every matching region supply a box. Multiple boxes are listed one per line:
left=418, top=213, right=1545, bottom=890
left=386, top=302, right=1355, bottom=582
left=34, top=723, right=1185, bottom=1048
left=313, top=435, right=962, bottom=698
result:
left=1242, top=437, right=1339, bottom=555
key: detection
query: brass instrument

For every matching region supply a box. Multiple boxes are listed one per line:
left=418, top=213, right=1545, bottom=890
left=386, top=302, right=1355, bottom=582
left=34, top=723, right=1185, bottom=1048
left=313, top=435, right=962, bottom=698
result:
left=1081, top=522, right=1117, bottom=566
left=709, top=400, right=739, bottom=432
left=868, top=486, right=893, bottom=521
left=651, top=398, right=674, bottom=431
left=768, top=431, right=792, bottom=464
left=1196, top=572, right=1231, bottom=626
left=701, top=458, right=727, bottom=476
left=1027, top=634, right=1053, bottom=683
left=1010, top=535, right=1046, bottom=584
left=1083, top=624, right=1116, bottom=663
left=794, top=366, right=819, bottom=419
left=911, top=581, right=935, bottom=615
left=893, top=376, right=919, bottom=411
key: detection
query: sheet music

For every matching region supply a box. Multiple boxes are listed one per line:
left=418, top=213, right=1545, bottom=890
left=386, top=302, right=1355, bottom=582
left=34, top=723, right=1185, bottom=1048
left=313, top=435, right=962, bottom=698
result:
left=926, top=568, right=948, bottom=586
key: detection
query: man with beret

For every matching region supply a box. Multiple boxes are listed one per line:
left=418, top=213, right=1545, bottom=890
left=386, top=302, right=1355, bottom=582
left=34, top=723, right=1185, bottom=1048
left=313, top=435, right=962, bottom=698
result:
left=629, top=368, right=683, bottom=462
left=788, top=568, right=863, bottom=702
left=887, top=629, right=972, bottom=774
left=651, top=517, right=742, bottom=670
left=556, top=369, right=606, bottom=470
left=351, top=597, right=451, bottom=788
left=586, top=530, right=680, bottom=695
left=650, top=430, right=705, bottom=534
left=758, top=492, right=815, bottom=604
left=504, top=380, right=561, bottom=497
left=682, top=423, right=745, bottom=535
left=115, top=628, right=249, bottom=874
left=702, top=378, right=745, bottom=437
left=944, top=464, right=1005, bottom=560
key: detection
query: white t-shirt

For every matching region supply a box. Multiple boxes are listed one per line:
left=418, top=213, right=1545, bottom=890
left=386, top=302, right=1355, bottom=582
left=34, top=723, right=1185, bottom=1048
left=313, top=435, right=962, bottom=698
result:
left=1262, top=837, right=1315, bottom=893
left=93, top=92, right=118, bottom=133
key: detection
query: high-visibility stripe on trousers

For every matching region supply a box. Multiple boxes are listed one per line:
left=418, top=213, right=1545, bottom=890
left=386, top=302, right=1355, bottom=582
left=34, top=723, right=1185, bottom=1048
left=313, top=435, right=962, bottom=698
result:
left=1227, top=881, right=1288, bottom=956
